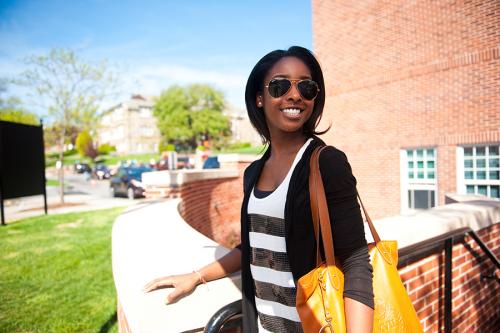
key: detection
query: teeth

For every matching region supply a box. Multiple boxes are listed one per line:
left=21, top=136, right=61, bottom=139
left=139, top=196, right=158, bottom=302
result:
left=282, top=108, right=301, bottom=115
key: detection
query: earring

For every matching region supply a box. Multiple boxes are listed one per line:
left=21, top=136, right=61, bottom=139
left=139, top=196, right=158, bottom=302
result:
left=257, top=101, right=262, bottom=107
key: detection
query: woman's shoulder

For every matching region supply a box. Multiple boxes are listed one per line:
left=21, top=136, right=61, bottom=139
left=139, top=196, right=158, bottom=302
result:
left=318, top=145, right=349, bottom=166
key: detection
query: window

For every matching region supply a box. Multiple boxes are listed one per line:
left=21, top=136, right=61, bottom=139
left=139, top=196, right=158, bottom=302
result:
left=457, top=144, right=500, bottom=199
left=139, top=107, right=151, bottom=118
left=401, top=148, right=437, bottom=212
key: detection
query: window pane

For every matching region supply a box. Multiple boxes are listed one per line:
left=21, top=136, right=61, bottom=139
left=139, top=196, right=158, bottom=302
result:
left=489, top=158, right=499, bottom=168
left=407, top=150, right=413, bottom=158
left=417, top=171, right=424, bottom=179
left=408, top=171, right=414, bottom=179
left=476, top=159, right=486, bottom=168
left=417, top=149, right=424, bottom=158
left=417, top=161, right=424, bottom=169
left=476, top=171, right=486, bottom=180
left=465, top=171, right=474, bottom=179
left=464, top=147, right=473, bottom=156
left=491, top=186, right=499, bottom=198
left=408, top=161, right=414, bottom=168
left=464, top=159, right=473, bottom=168
left=427, top=171, right=435, bottom=179
left=430, top=191, right=435, bottom=207
left=466, top=185, right=475, bottom=194
left=478, top=185, right=487, bottom=195
left=427, top=161, right=435, bottom=169
left=414, top=190, right=430, bottom=209
left=476, top=147, right=485, bottom=156
left=489, top=171, right=499, bottom=180
left=426, top=149, right=434, bottom=158
left=489, top=146, right=499, bottom=156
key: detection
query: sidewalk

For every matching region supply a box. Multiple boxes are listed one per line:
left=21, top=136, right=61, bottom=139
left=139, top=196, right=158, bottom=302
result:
left=2, top=187, right=143, bottom=223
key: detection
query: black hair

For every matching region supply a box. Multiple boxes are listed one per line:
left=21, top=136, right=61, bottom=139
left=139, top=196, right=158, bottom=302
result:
left=244, top=46, right=328, bottom=144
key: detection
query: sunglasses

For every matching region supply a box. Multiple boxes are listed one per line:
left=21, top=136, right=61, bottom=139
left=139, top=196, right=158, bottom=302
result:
left=265, top=78, right=320, bottom=100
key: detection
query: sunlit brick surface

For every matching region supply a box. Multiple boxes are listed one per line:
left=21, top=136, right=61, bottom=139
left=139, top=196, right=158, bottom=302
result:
left=312, top=0, right=500, bottom=219
left=397, top=223, right=499, bottom=332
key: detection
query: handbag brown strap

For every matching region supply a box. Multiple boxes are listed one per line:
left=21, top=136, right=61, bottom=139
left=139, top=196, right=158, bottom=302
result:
left=309, top=146, right=382, bottom=265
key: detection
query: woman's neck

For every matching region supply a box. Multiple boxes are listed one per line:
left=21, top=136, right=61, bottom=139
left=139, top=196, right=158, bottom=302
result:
left=269, top=132, right=308, bottom=158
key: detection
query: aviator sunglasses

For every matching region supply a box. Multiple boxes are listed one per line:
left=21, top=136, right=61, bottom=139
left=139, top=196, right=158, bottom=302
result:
left=265, top=78, right=320, bottom=100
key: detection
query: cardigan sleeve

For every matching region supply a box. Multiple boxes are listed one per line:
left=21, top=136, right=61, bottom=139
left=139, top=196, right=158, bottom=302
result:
left=319, top=147, right=374, bottom=309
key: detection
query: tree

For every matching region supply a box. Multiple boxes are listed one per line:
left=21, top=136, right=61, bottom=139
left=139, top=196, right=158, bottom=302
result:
left=0, top=80, right=39, bottom=126
left=153, top=84, right=231, bottom=151
left=75, top=130, right=97, bottom=160
left=14, top=48, right=119, bottom=203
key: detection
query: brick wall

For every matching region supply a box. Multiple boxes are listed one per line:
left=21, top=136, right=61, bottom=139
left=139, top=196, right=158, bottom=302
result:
left=398, top=223, right=499, bottom=332
left=177, top=163, right=250, bottom=248
left=312, top=0, right=500, bottom=219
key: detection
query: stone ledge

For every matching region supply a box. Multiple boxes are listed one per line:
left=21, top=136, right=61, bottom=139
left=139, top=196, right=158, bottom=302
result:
left=112, top=199, right=241, bottom=333
left=141, top=169, right=239, bottom=187
left=367, top=195, right=500, bottom=249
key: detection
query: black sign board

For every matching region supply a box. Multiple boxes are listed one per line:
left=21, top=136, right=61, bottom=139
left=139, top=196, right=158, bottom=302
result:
left=0, top=120, right=47, bottom=224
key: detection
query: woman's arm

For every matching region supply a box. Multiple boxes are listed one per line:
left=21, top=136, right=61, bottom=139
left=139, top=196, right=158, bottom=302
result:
left=319, top=147, right=374, bottom=331
left=345, top=297, right=374, bottom=332
left=143, top=247, right=241, bottom=304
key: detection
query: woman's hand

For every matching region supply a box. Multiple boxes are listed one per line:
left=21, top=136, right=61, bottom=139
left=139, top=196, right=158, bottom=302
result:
left=143, top=273, right=200, bottom=304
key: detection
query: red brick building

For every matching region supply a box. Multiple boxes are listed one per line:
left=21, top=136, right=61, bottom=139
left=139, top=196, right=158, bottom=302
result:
left=312, top=0, right=500, bottom=219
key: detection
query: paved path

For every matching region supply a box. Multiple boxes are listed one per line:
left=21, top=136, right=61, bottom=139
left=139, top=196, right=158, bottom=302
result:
left=2, top=172, right=144, bottom=223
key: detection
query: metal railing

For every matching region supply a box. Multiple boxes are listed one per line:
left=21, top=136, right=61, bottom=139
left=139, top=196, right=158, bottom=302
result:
left=204, top=226, right=499, bottom=333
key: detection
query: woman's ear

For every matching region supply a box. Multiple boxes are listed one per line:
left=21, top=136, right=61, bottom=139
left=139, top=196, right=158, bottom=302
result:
left=256, top=95, right=263, bottom=108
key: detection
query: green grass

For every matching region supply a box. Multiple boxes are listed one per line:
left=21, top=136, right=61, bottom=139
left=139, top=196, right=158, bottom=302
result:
left=96, top=153, right=160, bottom=166
left=46, top=179, right=59, bottom=187
left=0, top=207, right=124, bottom=333
left=215, top=144, right=266, bottom=155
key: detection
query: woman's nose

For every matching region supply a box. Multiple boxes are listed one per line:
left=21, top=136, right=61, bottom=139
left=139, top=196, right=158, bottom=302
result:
left=286, top=82, right=302, bottom=101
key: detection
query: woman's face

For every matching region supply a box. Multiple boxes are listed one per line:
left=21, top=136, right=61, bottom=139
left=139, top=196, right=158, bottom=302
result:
left=256, top=56, right=315, bottom=139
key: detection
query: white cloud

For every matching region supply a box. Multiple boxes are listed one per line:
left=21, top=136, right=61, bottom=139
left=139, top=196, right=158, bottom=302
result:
left=125, top=63, right=247, bottom=108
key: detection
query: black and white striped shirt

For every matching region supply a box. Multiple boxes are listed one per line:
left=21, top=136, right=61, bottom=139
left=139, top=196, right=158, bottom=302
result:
left=247, top=138, right=312, bottom=333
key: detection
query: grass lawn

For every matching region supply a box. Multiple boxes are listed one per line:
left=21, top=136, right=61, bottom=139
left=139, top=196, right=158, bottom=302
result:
left=46, top=179, right=59, bottom=187
left=0, top=207, right=124, bottom=333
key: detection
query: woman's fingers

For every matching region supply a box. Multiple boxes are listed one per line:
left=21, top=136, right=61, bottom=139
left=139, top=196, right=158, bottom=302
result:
left=143, top=276, right=174, bottom=292
left=165, top=287, right=184, bottom=304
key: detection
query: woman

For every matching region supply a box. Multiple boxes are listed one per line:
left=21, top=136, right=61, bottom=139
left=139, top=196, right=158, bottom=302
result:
left=144, top=46, right=374, bottom=332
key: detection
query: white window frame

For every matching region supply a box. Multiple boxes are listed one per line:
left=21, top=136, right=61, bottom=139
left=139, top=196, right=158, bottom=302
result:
left=400, top=147, right=438, bottom=214
left=456, top=144, right=500, bottom=199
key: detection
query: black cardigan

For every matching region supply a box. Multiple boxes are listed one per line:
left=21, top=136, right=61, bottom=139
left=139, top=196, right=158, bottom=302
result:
left=239, top=136, right=373, bottom=332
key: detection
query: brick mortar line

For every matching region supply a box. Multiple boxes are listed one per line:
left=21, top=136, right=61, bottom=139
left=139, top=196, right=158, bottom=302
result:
left=329, top=46, right=500, bottom=95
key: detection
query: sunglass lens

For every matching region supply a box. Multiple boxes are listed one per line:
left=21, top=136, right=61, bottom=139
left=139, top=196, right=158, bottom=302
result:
left=268, top=79, right=291, bottom=98
left=298, top=80, right=319, bottom=100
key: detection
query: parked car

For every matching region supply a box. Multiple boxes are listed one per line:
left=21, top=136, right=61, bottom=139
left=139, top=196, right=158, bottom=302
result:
left=109, top=166, right=153, bottom=199
left=203, top=156, right=220, bottom=169
left=74, top=161, right=91, bottom=174
left=93, top=164, right=111, bottom=180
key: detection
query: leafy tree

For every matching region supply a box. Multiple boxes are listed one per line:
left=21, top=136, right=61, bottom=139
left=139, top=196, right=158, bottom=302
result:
left=0, top=80, right=39, bottom=126
left=14, top=48, right=119, bottom=203
left=153, top=84, right=231, bottom=151
left=75, top=130, right=97, bottom=160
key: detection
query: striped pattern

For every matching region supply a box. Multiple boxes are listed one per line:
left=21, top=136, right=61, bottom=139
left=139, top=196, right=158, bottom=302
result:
left=249, top=213, right=303, bottom=332
left=247, top=138, right=311, bottom=332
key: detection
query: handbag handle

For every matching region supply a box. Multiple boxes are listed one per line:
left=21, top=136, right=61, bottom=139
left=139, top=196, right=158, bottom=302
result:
left=309, top=146, right=382, bottom=266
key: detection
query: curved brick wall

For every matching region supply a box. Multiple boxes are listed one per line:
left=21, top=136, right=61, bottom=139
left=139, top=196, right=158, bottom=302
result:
left=178, top=163, right=250, bottom=248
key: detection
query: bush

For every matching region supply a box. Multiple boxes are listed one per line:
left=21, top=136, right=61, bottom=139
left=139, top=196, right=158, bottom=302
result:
left=98, top=143, right=116, bottom=155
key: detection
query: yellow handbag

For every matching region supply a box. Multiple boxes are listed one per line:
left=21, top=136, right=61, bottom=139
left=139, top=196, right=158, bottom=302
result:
left=296, top=146, right=423, bottom=333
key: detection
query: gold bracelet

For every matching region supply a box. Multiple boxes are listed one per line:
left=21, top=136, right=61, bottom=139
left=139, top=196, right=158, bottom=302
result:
left=193, top=270, right=207, bottom=285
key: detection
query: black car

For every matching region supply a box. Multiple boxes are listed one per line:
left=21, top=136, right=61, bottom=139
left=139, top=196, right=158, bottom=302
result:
left=109, top=166, right=153, bottom=199
left=74, top=161, right=91, bottom=174
left=93, top=164, right=111, bottom=180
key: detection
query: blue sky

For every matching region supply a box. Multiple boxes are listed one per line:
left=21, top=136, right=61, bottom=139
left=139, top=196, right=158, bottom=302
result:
left=0, top=0, right=312, bottom=114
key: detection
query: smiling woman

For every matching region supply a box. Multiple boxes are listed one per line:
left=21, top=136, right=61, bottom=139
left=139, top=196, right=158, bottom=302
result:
left=144, top=46, right=375, bottom=333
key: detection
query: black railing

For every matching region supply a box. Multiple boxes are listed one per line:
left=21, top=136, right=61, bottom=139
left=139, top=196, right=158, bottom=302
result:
left=204, top=226, right=499, bottom=333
